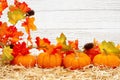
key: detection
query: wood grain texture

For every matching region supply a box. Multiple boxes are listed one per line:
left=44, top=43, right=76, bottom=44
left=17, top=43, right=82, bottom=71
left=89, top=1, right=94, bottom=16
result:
left=24, top=0, right=120, bottom=11
left=20, top=28, right=120, bottom=47
left=1, top=0, right=120, bottom=43
left=2, top=0, right=119, bottom=29
left=34, top=11, right=120, bottom=29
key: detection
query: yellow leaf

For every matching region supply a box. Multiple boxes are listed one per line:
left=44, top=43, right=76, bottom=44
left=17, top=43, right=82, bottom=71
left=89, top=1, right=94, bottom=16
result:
left=8, top=9, right=25, bottom=25
left=56, top=33, right=67, bottom=45
left=22, top=17, right=37, bottom=33
left=1, top=46, right=14, bottom=61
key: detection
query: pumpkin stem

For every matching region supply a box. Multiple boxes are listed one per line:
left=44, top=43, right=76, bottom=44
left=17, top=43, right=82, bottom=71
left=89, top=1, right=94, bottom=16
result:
left=103, top=49, right=108, bottom=55
left=0, top=42, right=4, bottom=48
left=93, top=38, right=99, bottom=46
left=74, top=49, right=82, bottom=58
left=74, top=49, right=82, bottom=53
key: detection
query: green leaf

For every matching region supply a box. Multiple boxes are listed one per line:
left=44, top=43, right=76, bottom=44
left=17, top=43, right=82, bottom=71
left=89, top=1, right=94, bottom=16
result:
left=1, top=46, right=14, bottom=61
left=99, top=40, right=120, bottom=54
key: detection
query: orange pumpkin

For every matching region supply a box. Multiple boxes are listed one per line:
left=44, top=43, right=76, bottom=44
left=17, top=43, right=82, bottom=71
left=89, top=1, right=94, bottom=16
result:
left=63, top=51, right=91, bottom=69
left=37, top=52, right=62, bottom=68
left=93, top=53, right=120, bottom=67
left=12, top=54, right=36, bottom=67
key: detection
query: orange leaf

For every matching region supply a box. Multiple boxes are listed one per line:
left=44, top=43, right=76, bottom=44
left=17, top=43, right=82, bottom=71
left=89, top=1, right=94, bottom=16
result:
left=0, top=22, right=24, bottom=45
left=0, top=22, right=8, bottom=45
left=0, top=22, right=8, bottom=36
left=0, top=22, right=9, bottom=45
left=35, top=37, right=51, bottom=51
left=9, top=5, right=18, bottom=12
left=22, top=17, right=37, bottom=33
left=6, top=26, right=24, bottom=43
left=68, top=40, right=79, bottom=50
left=0, top=0, right=8, bottom=17
left=14, top=0, right=31, bottom=13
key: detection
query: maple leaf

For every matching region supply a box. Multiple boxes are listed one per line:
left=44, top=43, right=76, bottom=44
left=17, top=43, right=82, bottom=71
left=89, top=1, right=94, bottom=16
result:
left=0, top=0, right=8, bottom=17
left=12, top=42, right=30, bottom=57
left=99, top=40, right=120, bottom=54
left=56, top=33, right=67, bottom=45
left=1, top=46, right=14, bottom=61
left=22, top=17, right=37, bottom=45
left=68, top=40, right=79, bottom=50
left=0, top=22, right=9, bottom=45
left=50, top=45, right=62, bottom=54
left=0, top=22, right=23, bottom=46
left=35, top=37, right=51, bottom=51
left=117, top=44, right=120, bottom=49
left=35, top=36, right=62, bottom=54
left=14, top=0, right=31, bottom=13
left=22, top=17, right=37, bottom=33
left=9, top=5, right=18, bottom=12
left=56, top=33, right=70, bottom=51
left=6, top=26, right=24, bottom=43
left=0, top=22, right=7, bottom=36
left=8, top=9, right=25, bottom=25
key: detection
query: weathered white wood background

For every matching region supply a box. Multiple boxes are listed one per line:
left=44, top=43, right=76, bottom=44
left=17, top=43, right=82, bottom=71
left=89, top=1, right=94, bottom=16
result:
left=1, top=0, right=120, bottom=46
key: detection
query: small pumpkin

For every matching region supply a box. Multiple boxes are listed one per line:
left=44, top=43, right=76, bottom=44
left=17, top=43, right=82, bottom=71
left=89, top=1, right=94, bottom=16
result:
left=37, top=52, right=62, bottom=68
left=12, top=54, right=36, bottom=67
left=93, top=53, right=120, bottom=67
left=63, top=51, right=91, bottom=70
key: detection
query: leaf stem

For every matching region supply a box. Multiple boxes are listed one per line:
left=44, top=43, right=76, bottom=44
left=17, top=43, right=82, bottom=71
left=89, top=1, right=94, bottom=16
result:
left=103, top=49, right=108, bottom=55
left=0, top=42, right=4, bottom=48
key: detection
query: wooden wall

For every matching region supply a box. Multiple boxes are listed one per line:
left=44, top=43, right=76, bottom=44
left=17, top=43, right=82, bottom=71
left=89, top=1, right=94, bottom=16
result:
left=1, top=0, right=120, bottom=46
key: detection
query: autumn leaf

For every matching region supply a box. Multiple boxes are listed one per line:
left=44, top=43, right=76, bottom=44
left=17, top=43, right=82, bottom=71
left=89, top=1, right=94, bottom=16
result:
left=8, top=9, right=25, bottom=25
left=0, top=22, right=9, bottom=45
left=22, top=17, right=37, bottom=45
left=8, top=0, right=30, bottom=24
left=68, top=40, right=79, bottom=50
left=0, top=0, right=8, bottom=17
left=0, top=22, right=8, bottom=36
left=6, top=26, right=24, bottom=43
left=99, top=40, right=120, bottom=54
left=0, top=22, right=23, bottom=45
left=12, top=42, right=30, bottom=57
left=56, top=33, right=70, bottom=51
left=35, top=37, right=51, bottom=51
left=14, top=0, right=31, bottom=13
left=1, top=46, right=14, bottom=61
left=56, top=33, right=67, bottom=45
left=50, top=45, right=62, bottom=54
left=22, top=17, right=37, bottom=33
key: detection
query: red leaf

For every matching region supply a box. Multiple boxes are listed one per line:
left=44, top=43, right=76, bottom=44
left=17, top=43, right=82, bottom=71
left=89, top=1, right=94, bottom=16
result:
left=12, top=42, right=29, bottom=57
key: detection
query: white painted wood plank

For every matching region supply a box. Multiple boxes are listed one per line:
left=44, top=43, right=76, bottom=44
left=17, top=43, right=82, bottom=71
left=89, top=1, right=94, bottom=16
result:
left=20, top=28, right=120, bottom=47
left=1, top=0, right=120, bottom=46
left=34, top=11, right=120, bottom=29
left=1, top=10, right=120, bottom=29
left=23, top=0, right=120, bottom=11
left=2, top=0, right=120, bottom=29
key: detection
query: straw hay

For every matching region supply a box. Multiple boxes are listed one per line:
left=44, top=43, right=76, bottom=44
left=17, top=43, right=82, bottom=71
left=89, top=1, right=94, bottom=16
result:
left=0, top=64, right=120, bottom=80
